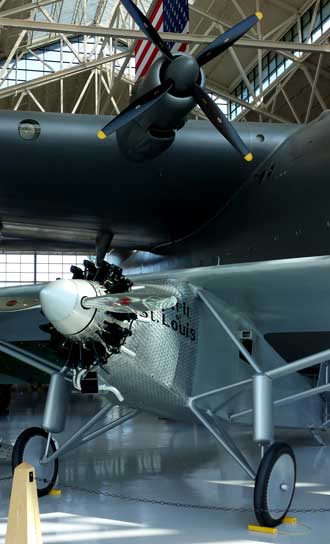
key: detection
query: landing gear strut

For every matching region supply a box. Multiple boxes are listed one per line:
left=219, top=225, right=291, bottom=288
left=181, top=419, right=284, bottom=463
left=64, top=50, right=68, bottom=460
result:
left=189, top=289, right=301, bottom=527
left=11, top=368, right=138, bottom=496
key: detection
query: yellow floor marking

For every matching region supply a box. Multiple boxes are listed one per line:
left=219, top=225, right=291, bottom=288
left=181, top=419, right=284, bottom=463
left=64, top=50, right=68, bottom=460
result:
left=282, top=516, right=297, bottom=524
left=49, top=489, right=62, bottom=496
left=248, top=524, right=278, bottom=535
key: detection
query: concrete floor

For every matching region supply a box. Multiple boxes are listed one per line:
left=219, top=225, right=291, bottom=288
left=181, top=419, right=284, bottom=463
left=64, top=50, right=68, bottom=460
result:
left=0, top=391, right=330, bottom=543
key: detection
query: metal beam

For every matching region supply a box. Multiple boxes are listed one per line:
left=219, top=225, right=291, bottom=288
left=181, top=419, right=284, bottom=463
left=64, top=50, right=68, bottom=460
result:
left=1, top=18, right=330, bottom=53
left=189, top=4, right=257, bottom=40
left=0, top=0, right=60, bottom=18
left=301, top=64, right=327, bottom=110
left=207, top=82, right=290, bottom=123
left=26, top=89, right=45, bottom=111
left=0, top=339, right=60, bottom=376
left=256, top=0, right=263, bottom=121
left=210, top=19, right=258, bottom=103
left=0, top=30, right=27, bottom=83
left=263, top=14, right=297, bottom=40
left=305, top=53, right=323, bottom=122
left=71, top=70, right=94, bottom=113
left=268, top=0, right=298, bottom=14
left=280, top=86, right=301, bottom=123
left=0, top=50, right=129, bottom=100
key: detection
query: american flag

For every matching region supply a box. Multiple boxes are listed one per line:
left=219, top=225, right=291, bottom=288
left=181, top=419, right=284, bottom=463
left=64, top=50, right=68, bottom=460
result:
left=135, top=0, right=189, bottom=81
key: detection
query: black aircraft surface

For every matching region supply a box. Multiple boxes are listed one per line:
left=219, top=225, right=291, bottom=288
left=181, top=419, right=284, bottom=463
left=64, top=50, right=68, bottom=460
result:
left=0, top=1, right=330, bottom=529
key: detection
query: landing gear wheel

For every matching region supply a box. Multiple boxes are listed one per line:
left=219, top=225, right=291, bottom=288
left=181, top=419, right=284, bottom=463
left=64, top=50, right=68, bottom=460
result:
left=12, top=427, right=58, bottom=497
left=254, top=442, right=296, bottom=527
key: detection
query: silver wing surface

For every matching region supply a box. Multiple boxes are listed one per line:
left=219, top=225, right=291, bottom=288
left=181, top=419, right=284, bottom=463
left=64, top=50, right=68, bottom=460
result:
left=0, top=284, right=46, bottom=311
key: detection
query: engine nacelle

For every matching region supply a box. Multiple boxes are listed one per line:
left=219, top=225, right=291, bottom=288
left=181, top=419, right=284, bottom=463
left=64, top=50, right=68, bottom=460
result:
left=39, top=263, right=136, bottom=372
left=117, top=56, right=206, bottom=161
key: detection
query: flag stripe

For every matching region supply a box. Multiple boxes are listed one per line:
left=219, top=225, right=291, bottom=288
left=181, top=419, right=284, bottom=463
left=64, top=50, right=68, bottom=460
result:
left=135, top=0, right=163, bottom=59
left=135, top=0, right=189, bottom=81
left=135, top=10, right=163, bottom=71
left=139, top=47, right=162, bottom=79
left=135, top=20, right=163, bottom=79
left=170, top=21, right=189, bottom=55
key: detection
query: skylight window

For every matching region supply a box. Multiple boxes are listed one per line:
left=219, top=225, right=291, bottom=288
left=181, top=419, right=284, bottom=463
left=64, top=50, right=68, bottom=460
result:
left=230, top=0, right=330, bottom=120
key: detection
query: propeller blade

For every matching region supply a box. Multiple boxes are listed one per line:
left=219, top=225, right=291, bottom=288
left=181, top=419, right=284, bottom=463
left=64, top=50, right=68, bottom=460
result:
left=193, top=84, right=253, bottom=162
left=121, top=0, right=174, bottom=61
left=0, top=284, right=46, bottom=312
left=97, top=79, right=173, bottom=139
left=82, top=287, right=177, bottom=313
left=196, top=12, right=263, bottom=67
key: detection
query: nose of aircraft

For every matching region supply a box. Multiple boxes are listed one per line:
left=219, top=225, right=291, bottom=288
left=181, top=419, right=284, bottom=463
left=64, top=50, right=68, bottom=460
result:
left=40, top=279, right=96, bottom=336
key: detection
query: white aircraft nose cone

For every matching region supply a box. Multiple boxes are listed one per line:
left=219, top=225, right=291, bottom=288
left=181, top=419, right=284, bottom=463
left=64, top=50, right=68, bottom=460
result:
left=40, top=279, right=97, bottom=336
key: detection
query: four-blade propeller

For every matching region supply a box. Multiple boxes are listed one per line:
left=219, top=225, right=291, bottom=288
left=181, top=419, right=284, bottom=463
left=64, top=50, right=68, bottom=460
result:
left=97, top=79, right=174, bottom=140
left=98, top=0, right=262, bottom=161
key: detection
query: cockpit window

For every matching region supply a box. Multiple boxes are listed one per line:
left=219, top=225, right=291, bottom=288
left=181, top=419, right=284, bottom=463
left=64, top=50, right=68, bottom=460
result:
left=18, top=119, right=40, bottom=141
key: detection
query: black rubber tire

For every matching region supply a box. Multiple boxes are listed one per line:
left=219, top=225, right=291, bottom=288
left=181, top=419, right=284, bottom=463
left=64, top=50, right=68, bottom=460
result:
left=12, top=427, right=58, bottom=497
left=254, top=442, right=296, bottom=528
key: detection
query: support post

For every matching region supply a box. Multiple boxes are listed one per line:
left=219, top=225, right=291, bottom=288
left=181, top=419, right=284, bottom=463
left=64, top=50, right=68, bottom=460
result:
left=96, top=231, right=113, bottom=266
left=6, top=463, right=42, bottom=544
left=253, top=374, right=273, bottom=445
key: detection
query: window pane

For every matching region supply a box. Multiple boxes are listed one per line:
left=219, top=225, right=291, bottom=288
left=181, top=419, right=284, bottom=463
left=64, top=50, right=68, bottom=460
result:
left=37, top=263, right=48, bottom=273
left=49, top=273, right=61, bottom=281
left=37, top=255, right=48, bottom=264
left=36, top=273, right=50, bottom=281
left=7, top=254, right=21, bottom=263
left=49, top=264, right=63, bottom=273
left=63, top=255, right=74, bottom=263
left=6, top=273, right=20, bottom=281
left=7, top=264, right=21, bottom=273
left=21, top=273, right=34, bottom=282
left=49, top=255, right=63, bottom=264
left=21, top=254, right=34, bottom=263
left=21, top=263, right=34, bottom=273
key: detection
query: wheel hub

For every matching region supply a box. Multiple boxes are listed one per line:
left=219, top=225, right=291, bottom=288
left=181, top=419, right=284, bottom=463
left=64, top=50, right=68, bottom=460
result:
left=267, top=454, right=295, bottom=515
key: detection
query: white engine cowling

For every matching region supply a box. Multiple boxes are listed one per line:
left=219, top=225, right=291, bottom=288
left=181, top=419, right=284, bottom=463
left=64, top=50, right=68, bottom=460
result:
left=40, top=279, right=99, bottom=336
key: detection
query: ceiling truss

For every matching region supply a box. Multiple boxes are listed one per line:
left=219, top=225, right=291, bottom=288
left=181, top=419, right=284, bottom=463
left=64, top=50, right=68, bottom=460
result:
left=0, top=0, right=328, bottom=124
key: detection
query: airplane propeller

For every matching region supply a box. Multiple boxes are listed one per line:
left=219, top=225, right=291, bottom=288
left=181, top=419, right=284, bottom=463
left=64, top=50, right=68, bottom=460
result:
left=97, top=79, right=173, bottom=139
left=0, top=259, right=178, bottom=371
left=82, top=287, right=177, bottom=313
left=120, top=0, right=174, bottom=62
left=98, top=0, right=263, bottom=161
left=0, top=261, right=177, bottom=317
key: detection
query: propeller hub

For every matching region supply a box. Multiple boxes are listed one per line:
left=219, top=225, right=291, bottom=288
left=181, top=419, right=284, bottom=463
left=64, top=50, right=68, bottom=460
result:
left=40, top=279, right=97, bottom=336
left=164, top=55, right=200, bottom=95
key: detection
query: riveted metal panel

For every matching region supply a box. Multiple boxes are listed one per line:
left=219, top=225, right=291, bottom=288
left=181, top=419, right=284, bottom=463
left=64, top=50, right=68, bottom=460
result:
left=106, top=280, right=199, bottom=420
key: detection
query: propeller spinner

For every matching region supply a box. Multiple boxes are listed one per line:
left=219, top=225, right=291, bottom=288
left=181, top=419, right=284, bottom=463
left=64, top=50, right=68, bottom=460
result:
left=97, top=0, right=263, bottom=161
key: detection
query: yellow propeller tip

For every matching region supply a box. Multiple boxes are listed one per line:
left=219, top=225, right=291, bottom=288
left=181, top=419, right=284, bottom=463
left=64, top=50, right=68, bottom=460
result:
left=97, top=130, right=107, bottom=140
left=255, top=11, right=263, bottom=21
left=244, top=152, right=254, bottom=162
